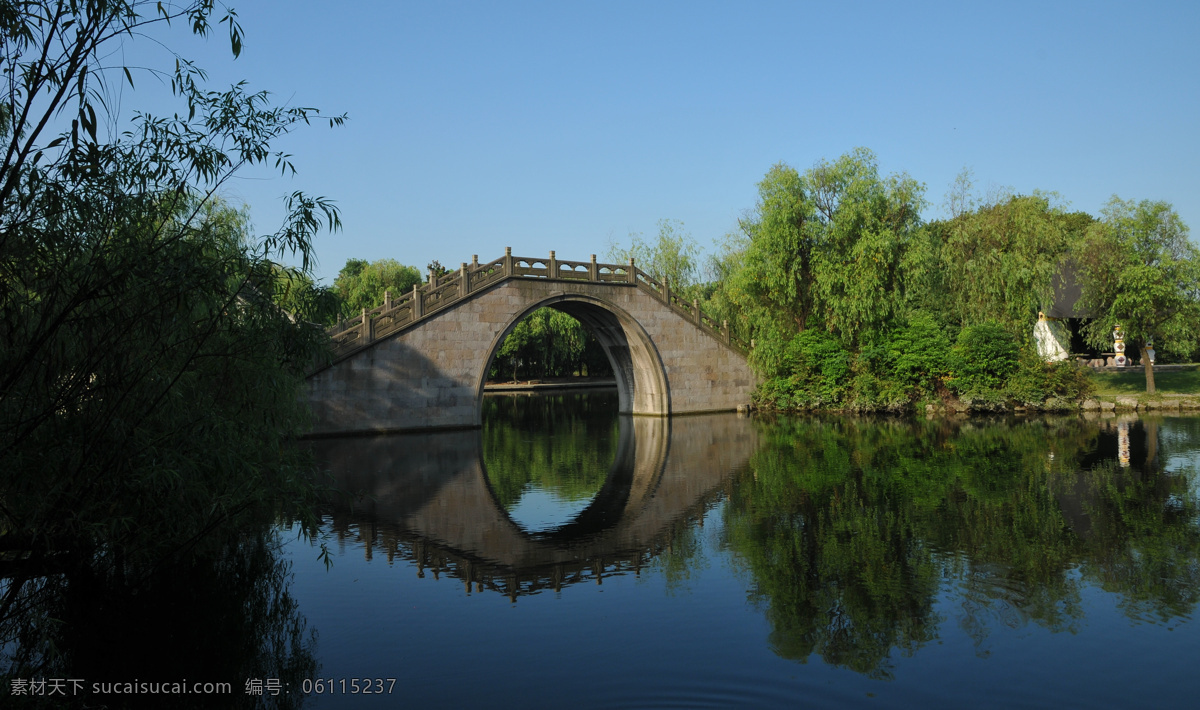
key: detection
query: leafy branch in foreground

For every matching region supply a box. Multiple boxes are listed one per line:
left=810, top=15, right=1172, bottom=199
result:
left=0, top=0, right=344, bottom=647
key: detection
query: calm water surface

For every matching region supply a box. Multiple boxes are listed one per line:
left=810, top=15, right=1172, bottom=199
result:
left=294, top=391, right=1200, bottom=709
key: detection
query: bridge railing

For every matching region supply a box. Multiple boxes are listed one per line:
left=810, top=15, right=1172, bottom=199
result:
left=326, top=248, right=748, bottom=359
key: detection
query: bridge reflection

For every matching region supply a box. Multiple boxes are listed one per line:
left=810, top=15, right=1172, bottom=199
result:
left=309, top=411, right=758, bottom=599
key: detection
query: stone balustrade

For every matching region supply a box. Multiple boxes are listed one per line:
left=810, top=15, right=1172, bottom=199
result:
left=325, top=248, right=748, bottom=361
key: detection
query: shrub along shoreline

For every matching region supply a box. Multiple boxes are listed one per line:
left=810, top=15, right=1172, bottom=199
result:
left=751, top=363, right=1200, bottom=415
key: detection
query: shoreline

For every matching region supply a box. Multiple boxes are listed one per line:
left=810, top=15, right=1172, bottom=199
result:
left=483, top=377, right=617, bottom=393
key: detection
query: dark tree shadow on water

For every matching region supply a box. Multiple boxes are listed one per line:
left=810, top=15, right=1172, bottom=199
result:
left=1, top=527, right=317, bottom=709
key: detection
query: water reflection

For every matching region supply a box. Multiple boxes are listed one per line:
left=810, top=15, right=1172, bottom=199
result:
left=306, top=401, right=1200, bottom=702
left=482, top=392, right=620, bottom=534
left=308, top=391, right=759, bottom=598
left=1, top=527, right=317, bottom=709
left=725, top=414, right=1200, bottom=677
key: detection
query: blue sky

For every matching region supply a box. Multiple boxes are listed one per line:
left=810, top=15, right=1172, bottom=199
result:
left=144, top=1, right=1200, bottom=284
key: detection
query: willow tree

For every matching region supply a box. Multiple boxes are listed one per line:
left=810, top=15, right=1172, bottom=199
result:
left=608, top=218, right=702, bottom=298
left=333, top=257, right=423, bottom=321
left=931, top=193, right=1093, bottom=338
left=0, top=0, right=342, bottom=632
left=727, top=148, right=928, bottom=372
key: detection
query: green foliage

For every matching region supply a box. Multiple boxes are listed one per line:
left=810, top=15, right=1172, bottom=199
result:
left=932, top=194, right=1092, bottom=336
left=491, top=308, right=612, bottom=381
left=947, top=322, right=1019, bottom=399
left=1077, top=197, right=1200, bottom=361
left=718, top=151, right=1161, bottom=411
left=1004, top=351, right=1095, bottom=407
left=697, top=231, right=753, bottom=343
left=727, top=148, right=927, bottom=352
left=268, top=263, right=342, bottom=325
left=886, top=312, right=951, bottom=398
left=804, top=149, right=928, bottom=348
left=844, top=344, right=910, bottom=410
left=0, top=0, right=340, bottom=645
left=753, top=330, right=851, bottom=409
left=609, top=218, right=702, bottom=297
left=728, top=162, right=816, bottom=334
left=332, top=257, right=422, bottom=322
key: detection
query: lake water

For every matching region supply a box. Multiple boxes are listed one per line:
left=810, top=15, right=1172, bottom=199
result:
left=291, top=391, right=1200, bottom=709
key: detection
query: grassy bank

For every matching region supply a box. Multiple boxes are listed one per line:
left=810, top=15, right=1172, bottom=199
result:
left=1089, top=365, right=1200, bottom=395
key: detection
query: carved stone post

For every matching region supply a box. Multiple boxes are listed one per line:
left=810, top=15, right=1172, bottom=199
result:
left=628, top=257, right=637, bottom=284
left=362, top=308, right=374, bottom=343
left=412, top=284, right=423, bottom=319
left=1112, top=324, right=1128, bottom=367
left=722, top=319, right=730, bottom=344
left=471, top=254, right=479, bottom=268
left=663, top=276, right=671, bottom=305
left=693, top=299, right=701, bottom=325
left=428, top=269, right=438, bottom=289
left=548, top=250, right=557, bottom=278
left=460, top=262, right=469, bottom=297
left=590, top=254, right=598, bottom=281
left=503, top=246, right=513, bottom=276
left=384, top=290, right=392, bottom=311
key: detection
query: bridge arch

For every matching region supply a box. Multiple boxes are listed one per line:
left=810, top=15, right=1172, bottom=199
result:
left=477, top=293, right=669, bottom=416
left=306, top=251, right=756, bottom=435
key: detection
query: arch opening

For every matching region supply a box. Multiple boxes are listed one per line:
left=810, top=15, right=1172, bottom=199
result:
left=484, top=307, right=614, bottom=384
left=477, top=295, right=671, bottom=418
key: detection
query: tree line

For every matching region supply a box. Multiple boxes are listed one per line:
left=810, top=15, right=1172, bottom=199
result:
left=695, top=149, right=1198, bottom=409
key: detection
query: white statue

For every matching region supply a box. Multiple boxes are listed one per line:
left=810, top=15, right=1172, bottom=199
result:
left=1034, top=312, right=1070, bottom=362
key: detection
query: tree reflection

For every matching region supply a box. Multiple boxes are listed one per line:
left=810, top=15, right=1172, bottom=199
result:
left=725, top=415, right=1200, bottom=676
left=482, top=392, right=619, bottom=510
left=1, top=526, right=316, bottom=709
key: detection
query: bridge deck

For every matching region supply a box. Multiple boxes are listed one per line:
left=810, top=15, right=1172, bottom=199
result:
left=318, top=249, right=747, bottom=371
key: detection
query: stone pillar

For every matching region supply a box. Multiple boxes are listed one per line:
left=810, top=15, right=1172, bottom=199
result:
left=362, top=308, right=373, bottom=343
left=590, top=254, right=598, bottom=281
left=693, top=299, right=701, bottom=325
left=722, top=319, right=730, bottom=344
left=663, top=276, right=671, bottom=306
left=503, top=246, right=513, bottom=276
left=548, top=250, right=557, bottom=278
left=628, top=257, right=637, bottom=284
left=412, top=284, right=423, bottom=319
left=460, top=262, right=469, bottom=297
left=384, top=290, right=392, bottom=311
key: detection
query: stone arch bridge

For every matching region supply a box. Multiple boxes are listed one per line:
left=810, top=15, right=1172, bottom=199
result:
left=306, top=250, right=756, bottom=435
